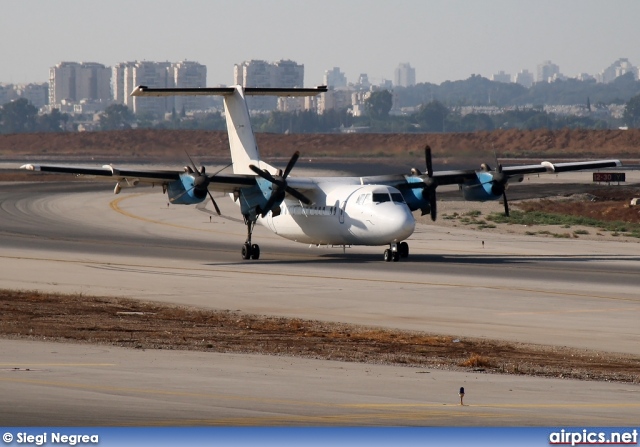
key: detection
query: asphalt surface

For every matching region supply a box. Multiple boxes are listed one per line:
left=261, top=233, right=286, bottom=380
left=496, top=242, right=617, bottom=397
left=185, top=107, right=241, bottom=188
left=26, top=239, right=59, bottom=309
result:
left=0, top=180, right=639, bottom=426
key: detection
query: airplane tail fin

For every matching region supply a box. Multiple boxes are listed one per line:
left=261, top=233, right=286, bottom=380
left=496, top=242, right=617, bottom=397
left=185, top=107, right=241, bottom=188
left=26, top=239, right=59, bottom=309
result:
left=131, top=85, right=327, bottom=175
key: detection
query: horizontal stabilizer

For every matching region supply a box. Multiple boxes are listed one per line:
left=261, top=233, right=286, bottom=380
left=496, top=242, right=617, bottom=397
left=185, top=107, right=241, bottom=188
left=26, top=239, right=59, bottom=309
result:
left=131, top=85, right=328, bottom=97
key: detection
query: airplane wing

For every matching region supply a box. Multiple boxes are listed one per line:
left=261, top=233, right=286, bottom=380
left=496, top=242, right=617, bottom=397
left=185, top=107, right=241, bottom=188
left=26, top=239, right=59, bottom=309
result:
left=435, top=159, right=622, bottom=184
left=362, top=154, right=622, bottom=220
left=20, top=163, right=257, bottom=192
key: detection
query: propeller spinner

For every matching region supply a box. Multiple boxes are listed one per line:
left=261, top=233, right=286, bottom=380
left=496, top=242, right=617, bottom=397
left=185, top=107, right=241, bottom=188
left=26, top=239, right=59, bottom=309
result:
left=170, top=152, right=224, bottom=215
left=406, top=145, right=438, bottom=221
left=478, top=158, right=510, bottom=217
left=249, top=151, right=312, bottom=218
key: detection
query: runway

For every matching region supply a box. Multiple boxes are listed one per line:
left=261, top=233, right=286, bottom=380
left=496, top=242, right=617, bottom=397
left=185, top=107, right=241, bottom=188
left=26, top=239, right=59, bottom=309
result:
left=0, top=181, right=639, bottom=426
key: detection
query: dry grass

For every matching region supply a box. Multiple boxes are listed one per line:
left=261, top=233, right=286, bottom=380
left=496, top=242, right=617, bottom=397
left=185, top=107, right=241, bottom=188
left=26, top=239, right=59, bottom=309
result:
left=459, top=353, right=493, bottom=368
left=1, top=289, right=639, bottom=384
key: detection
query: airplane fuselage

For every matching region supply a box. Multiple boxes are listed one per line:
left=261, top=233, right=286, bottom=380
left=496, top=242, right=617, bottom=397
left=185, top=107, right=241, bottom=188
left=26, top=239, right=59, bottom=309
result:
left=246, top=181, right=415, bottom=246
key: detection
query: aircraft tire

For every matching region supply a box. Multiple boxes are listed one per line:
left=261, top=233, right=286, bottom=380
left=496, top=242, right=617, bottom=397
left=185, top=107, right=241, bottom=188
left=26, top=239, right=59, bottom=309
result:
left=392, top=251, right=400, bottom=262
left=399, top=242, right=409, bottom=258
left=251, top=244, right=260, bottom=260
left=241, top=243, right=252, bottom=260
left=383, top=249, right=392, bottom=262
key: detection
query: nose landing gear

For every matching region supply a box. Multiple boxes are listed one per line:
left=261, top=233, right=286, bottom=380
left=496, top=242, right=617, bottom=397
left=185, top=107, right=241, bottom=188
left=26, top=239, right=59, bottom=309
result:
left=383, top=241, right=409, bottom=262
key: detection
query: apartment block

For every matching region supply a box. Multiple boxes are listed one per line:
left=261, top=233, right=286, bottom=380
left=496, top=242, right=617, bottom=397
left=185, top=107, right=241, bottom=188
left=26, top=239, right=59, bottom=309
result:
left=49, top=62, right=110, bottom=106
left=172, top=60, right=207, bottom=112
left=599, top=58, right=638, bottom=83
left=536, top=60, right=561, bottom=83
left=323, top=67, right=347, bottom=88
left=234, top=59, right=304, bottom=110
left=394, top=63, right=415, bottom=87
left=111, top=60, right=207, bottom=115
left=491, top=71, right=511, bottom=83
left=514, top=69, right=534, bottom=88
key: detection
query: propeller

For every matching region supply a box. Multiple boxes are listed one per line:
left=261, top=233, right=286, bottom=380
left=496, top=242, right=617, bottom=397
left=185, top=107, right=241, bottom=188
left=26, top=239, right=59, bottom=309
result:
left=494, top=163, right=510, bottom=217
left=404, top=145, right=438, bottom=220
left=479, top=158, right=510, bottom=217
left=170, top=152, right=226, bottom=215
left=423, top=145, right=438, bottom=221
left=249, top=151, right=312, bottom=218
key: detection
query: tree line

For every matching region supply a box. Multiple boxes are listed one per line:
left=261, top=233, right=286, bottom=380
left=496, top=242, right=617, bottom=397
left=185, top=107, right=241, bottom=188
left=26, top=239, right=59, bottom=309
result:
left=3, top=77, right=640, bottom=134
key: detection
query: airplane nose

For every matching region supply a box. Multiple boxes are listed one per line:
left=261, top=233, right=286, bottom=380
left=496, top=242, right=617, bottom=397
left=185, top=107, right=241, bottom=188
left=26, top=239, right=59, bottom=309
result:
left=398, top=206, right=416, bottom=239
left=385, top=204, right=415, bottom=241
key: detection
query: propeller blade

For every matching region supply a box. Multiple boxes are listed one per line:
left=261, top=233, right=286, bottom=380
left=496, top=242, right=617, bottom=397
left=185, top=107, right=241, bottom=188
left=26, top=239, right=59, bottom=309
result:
left=282, top=151, right=300, bottom=179
left=207, top=191, right=221, bottom=215
left=261, top=194, right=280, bottom=218
left=429, top=188, right=437, bottom=221
left=503, top=191, right=510, bottom=217
left=169, top=185, right=194, bottom=203
left=285, top=186, right=312, bottom=205
left=249, top=164, right=277, bottom=183
left=185, top=150, right=200, bottom=175
left=208, top=162, right=233, bottom=178
left=397, top=182, right=426, bottom=191
left=250, top=152, right=312, bottom=214
left=425, top=145, right=433, bottom=177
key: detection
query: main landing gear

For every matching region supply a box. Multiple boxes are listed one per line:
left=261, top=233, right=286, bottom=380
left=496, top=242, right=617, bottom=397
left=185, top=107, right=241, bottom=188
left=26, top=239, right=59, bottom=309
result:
left=241, top=216, right=260, bottom=260
left=383, top=241, right=409, bottom=262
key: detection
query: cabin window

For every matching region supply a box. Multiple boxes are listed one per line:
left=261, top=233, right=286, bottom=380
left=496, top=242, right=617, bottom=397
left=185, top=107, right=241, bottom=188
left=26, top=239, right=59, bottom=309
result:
left=372, top=193, right=391, bottom=203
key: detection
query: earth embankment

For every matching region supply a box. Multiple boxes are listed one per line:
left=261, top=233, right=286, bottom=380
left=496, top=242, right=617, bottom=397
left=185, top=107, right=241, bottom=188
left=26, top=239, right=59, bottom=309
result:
left=2, top=128, right=640, bottom=162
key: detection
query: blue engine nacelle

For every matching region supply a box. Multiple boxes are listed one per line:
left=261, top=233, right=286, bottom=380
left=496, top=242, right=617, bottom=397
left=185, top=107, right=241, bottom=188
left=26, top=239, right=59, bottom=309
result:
left=400, top=176, right=433, bottom=215
left=166, top=174, right=207, bottom=205
left=460, top=171, right=521, bottom=201
left=235, top=177, right=280, bottom=221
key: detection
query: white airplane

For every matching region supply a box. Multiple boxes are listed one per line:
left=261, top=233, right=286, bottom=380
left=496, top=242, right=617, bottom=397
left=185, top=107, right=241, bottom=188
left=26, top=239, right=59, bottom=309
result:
left=22, top=85, right=621, bottom=262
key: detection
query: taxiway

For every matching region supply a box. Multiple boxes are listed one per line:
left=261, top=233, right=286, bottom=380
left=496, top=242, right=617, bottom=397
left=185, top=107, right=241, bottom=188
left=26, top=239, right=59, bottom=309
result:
left=0, top=181, right=638, bottom=425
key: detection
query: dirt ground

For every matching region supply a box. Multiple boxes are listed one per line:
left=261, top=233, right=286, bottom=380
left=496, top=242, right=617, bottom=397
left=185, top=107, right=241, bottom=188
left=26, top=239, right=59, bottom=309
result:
left=1, top=129, right=639, bottom=384
left=1, top=290, right=638, bottom=384
left=3, top=128, right=640, bottom=161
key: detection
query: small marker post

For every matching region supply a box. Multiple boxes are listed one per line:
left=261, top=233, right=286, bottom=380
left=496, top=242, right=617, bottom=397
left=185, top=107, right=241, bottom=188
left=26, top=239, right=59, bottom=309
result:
left=459, top=387, right=465, bottom=406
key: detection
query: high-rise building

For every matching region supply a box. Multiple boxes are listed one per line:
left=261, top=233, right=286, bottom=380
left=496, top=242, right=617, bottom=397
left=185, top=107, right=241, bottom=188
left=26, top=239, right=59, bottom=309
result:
left=323, top=67, right=347, bottom=88
left=234, top=59, right=304, bottom=110
left=599, top=58, right=638, bottom=83
left=0, top=84, right=18, bottom=106
left=15, top=83, right=48, bottom=108
left=113, top=60, right=208, bottom=114
left=49, top=62, right=110, bottom=106
left=126, top=61, right=173, bottom=115
left=0, top=83, right=48, bottom=108
left=355, top=74, right=370, bottom=90
left=514, top=69, right=534, bottom=88
left=272, top=59, right=304, bottom=87
left=112, top=61, right=137, bottom=105
left=172, top=60, right=207, bottom=112
left=536, top=60, right=561, bottom=83
left=491, top=71, right=511, bottom=83
left=394, top=63, right=415, bottom=87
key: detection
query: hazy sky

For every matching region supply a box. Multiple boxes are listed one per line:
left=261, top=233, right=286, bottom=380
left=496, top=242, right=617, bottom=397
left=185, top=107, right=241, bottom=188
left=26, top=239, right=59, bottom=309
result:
left=2, top=0, right=639, bottom=86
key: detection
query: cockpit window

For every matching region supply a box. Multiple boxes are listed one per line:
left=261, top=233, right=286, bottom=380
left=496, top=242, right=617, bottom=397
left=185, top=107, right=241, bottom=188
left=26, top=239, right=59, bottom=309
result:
left=372, top=193, right=391, bottom=203
left=391, top=193, right=405, bottom=203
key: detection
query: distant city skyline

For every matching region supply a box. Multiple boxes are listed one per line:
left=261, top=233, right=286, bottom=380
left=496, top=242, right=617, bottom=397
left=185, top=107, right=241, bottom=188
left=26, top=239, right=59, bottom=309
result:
left=2, top=0, right=640, bottom=87
left=4, top=56, right=637, bottom=90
